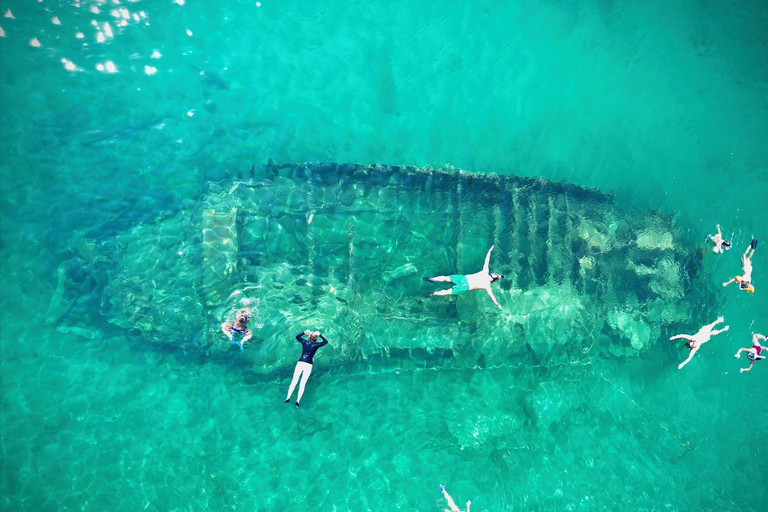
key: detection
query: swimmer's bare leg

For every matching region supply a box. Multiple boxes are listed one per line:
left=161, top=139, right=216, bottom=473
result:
left=742, top=243, right=754, bottom=259
left=424, top=275, right=453, bottom=283
left=430, top=288, right=454, bottom=297
left=441, top=487, right=461, bottom=512
left=704, top=317, right=725, bottom=330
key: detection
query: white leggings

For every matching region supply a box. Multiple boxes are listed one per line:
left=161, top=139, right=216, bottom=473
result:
left=286, top=361, right=313, bottom=403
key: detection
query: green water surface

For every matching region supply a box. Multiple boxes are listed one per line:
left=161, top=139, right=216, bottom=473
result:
left=1, top=0, right=766, bottom=511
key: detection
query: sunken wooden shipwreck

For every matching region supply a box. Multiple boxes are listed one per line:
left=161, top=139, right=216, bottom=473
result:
left=51, top=161, right=716, bottom=374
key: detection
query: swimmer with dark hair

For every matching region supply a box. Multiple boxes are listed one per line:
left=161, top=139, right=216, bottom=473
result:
left=706, top=224, right=731, bottom=254
left=670, top=316, right=729, bottom=370
left=439, top=484, right=470, bottom=512
left=221, top=306, right=252, bottom=351
left=723, top=239, right=757, bottom=293
left=284, top=330, right=328, bottom=407
left=423, top=245, right=503, bottom=310
left=734, top=332, right=767, bottom=373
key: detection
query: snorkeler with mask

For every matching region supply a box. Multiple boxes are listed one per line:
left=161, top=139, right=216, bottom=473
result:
left=423, top=245, right=504, bottom=310
left=221, top=306, right=253, bottom=351
left=706, top=224, right=732, bottom=254
left=734, top=332, right=767, bottom=373
left=670, top=316, right=729, bottom=370
left=723, top=238, right=758, bottom=293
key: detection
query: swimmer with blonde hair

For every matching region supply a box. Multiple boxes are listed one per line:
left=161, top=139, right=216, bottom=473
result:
left=734, top=332, right=767, bottom=373
left=723, top=239, right=757, bottom=293
left=670, top=316, right=729, bottom=370
left=221, top=306, right=253, bottom=351
left=706, top=224, right=731, bottom=254
left=439, top=485, right=470, bottom=512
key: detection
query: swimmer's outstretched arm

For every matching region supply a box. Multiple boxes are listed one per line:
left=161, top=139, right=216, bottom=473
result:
left=486, top=288, right=502, bottom=310
left=722, top=277, right=737, bottom=287
left=741, top=360, right=756, bottom=373
left=482, top=245, right=495, bottom=273
left=734, top=347, right=749, bottom=357
left=221, top=322, right=232, bottom=336
left=670, top=334, right=693, bottom=342
left=678, top=348, right=698, bottom=370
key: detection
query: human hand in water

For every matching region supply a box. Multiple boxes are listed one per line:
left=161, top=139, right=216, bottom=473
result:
left=734, top=352, right=741, bottom=358
left=304, top=330, right=312, bottom=335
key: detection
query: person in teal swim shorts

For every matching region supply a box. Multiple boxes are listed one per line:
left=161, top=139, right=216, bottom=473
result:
left=423, top=245, right=503, bottom=310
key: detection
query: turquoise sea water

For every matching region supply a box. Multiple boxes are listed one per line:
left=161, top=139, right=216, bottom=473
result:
left=1, top=0, right=767, bottom=510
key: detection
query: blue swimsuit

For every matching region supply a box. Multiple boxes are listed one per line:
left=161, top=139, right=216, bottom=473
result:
left=231, top=326, right=250, bottom=351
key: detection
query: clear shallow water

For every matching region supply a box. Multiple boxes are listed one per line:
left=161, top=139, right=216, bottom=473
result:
left=1, top=0, right=767, bottom=511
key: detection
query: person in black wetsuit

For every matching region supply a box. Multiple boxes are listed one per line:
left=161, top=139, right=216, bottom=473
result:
left=284, top=330, right=328, bottom=407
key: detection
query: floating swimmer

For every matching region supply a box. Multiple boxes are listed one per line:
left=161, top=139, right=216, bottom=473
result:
left=723, top=238, right=757, bottom=293
left=220, top=306, right=253, bottom=351
left=670, top=316, right=729, bottom=370
left=734, top=332, right=767, bottom=373
left=284, top=330, right=329, bottom=408
left=706, top=224, right=731, bottom=254
left=439, top=484, right=471, bottom=512
left=423, top=245, right=503, bottom=310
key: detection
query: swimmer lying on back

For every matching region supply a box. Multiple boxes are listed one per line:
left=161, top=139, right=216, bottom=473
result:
left=670, top=316, right=729, bottom=370
left=284, top=329, right=329, bottom=407
left=424, top=245, right=503, bottom=310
